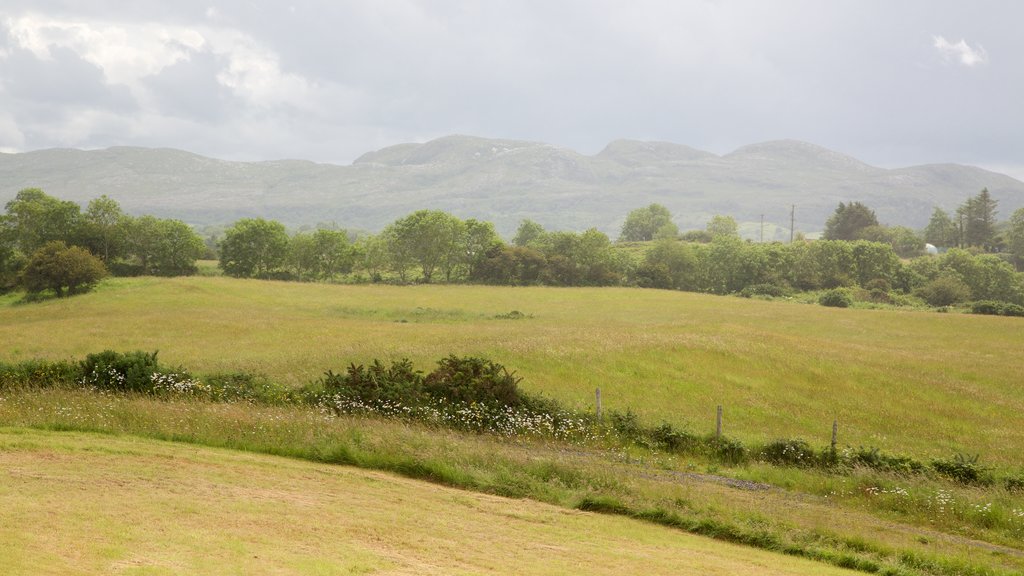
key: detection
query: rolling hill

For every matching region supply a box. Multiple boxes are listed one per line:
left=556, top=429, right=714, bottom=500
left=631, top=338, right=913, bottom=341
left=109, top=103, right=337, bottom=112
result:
left=2, top=135, right=1022, bottom=238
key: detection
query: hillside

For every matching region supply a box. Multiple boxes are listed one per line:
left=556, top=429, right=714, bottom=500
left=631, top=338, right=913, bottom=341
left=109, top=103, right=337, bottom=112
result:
left=1, top=135, right=1023, bottom=237
left=2, top=428, right=861, bottom=575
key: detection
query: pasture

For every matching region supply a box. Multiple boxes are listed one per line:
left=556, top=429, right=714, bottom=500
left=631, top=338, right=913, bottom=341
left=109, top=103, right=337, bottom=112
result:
left=2, top=276, right=1022, bottom=465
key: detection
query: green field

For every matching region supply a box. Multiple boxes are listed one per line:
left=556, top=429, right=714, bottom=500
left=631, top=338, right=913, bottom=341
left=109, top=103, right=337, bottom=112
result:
left=3, top=276, right=1022, bottom=465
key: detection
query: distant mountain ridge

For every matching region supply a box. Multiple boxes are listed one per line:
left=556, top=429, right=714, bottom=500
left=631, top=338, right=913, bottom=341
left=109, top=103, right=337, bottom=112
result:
left=1, top=135, right=1022, bottom=238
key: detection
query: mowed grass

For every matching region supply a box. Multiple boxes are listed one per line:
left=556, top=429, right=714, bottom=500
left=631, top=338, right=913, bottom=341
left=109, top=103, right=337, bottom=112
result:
left=2, top=276, right=1023, bottom=465
left=0, top=427, right=860, bottom=576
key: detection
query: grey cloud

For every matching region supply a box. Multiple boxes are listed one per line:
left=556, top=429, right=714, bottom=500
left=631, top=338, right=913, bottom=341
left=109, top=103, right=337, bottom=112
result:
left=141, top=48, right=234, bottom=122
left=1, top=45, right=136, bottom=112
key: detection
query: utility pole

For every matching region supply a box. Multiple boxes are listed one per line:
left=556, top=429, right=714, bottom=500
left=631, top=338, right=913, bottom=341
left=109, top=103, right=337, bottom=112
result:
left=760, top=214, right=764, bottom=243
left=789, top=205, right=795, bottom=243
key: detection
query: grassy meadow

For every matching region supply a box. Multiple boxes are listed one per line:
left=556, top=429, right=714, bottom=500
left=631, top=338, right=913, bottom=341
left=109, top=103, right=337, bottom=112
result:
left=1, top=427, right=868, bottom=576
left=2, top=275, right=1022, bottom=466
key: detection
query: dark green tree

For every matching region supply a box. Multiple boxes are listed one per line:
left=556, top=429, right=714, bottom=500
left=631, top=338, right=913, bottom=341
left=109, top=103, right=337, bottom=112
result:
left=3, top=188, right=82, bottom=254
left=20, top=241, right=107, bottom=297
left=512, top=219, right=545, bottom=247
left=924, top=207, right=958, bottom=248
left=1007, top=207, right=1024, bottom=270
left=957, top=188, right=998, bottom=250
left=382, top=210, right=463, bottom=283
left=219, top=218, right=290, bottom=278
left=706, top=215, right=739, bottom=240
left=822, top=202, right=878, bottom=241
left=458, top=219, right=503, bottom=281
left=289, top=229, right=353, bottom=281
left=78, top=195, right=127, bottom=264
left=619, top=204, right=675, bottom=242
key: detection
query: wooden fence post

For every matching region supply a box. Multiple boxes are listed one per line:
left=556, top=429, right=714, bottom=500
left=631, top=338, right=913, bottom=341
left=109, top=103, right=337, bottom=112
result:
left=595, top=387, right=602, bottom=421
left=831, top=419, right=838, bottom=452
left=716, top=405, right=723, bottom=439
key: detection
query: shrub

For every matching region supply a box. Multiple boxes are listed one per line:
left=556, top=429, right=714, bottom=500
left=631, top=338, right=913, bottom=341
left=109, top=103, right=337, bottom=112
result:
left=1004, top=474, right=1024, bottom=493
left=760, top=438, right=816, bottom=467
left=0, top=359, right=81, bottom=389
left=20, top=241, right=107, bottom=298
left=847, top=446, right=924, bottom=474
left=79, top=350, right=161, bottom=392
left=423, top=355, right=526, bottom=408
left=608, top=409, right=642, bottom=438
left=739, top=283, right=789, bottom=298
left=867, top=288, right=894, bottom=304
left=819, top=288, right=852, bottom=308
left=915, top=273, right=972, bottom=307
left=709, top=436, right=749, bottom=465
left=970, top=300, right=1024, bottom=317
left=320, top=359, right=424, bottom=406
left=931, top=453, right=992, bottom=485
left=649, top=422, right=696, bottom=452
left=863, top=278, right=891, bottom=292
left=202, top=371, right=289, bottom=404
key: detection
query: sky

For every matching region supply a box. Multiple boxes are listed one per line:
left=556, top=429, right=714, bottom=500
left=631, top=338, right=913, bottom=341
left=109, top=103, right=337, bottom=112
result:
left=0, top=1, right=1021, bottom=178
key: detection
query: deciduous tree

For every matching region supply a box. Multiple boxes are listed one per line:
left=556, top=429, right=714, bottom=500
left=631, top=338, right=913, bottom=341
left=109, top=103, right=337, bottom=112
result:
left=219, top=218, right=290, bottom=278
left=822, top=202, right=878, bottom=241
left=20, top=241, right=106, bottom=297
left=619, top=204, right=675, bottom=242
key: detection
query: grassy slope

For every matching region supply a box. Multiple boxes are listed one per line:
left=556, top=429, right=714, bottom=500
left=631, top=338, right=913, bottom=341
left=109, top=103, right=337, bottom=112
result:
left=2, top=277, right=1021, bottom=466
left=0, top=427, right=858, bottom=576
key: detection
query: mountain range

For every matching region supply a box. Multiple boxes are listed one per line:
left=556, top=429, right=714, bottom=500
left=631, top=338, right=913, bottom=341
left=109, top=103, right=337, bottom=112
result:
left=2, top=135, right=1022, bottom=239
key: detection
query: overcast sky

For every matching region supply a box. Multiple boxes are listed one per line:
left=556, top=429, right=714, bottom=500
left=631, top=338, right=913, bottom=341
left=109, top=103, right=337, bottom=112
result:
left=1, top=1, right=1021, bottom=178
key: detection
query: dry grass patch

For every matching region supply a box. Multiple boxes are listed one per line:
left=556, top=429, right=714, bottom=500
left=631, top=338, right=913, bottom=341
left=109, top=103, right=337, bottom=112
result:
left=0, top=427, right=858, bottom=576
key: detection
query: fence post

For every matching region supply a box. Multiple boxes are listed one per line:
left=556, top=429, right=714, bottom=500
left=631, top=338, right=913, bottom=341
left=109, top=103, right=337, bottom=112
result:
left=716, top=405, right=723, bottom=439
left=831, top=419, right=838, bottom=452
left=595, top=387, right=602, bottom=421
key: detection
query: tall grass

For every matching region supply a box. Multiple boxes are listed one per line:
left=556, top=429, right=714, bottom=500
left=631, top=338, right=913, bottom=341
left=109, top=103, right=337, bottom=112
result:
left=1, top=388, right=1023, bottom=576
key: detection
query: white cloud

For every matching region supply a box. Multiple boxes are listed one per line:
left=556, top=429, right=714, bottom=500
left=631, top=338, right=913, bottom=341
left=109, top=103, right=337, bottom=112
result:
left=932, top=35, right=988, bottom=67
left=3, top=14, right=317, bottom=111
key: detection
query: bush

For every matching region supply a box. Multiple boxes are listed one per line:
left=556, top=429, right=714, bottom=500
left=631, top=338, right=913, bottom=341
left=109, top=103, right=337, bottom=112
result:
left=423, top=355, right=527, bottom=408
left=0, top=359, right=81, bottom=389
left=819, top=288, right=852, bottom=308
left=931, top=453, right=992, bottom=485
left=863, top=278, right=891, bottom=292
left=320, top=359, right=424, bottom=406
left=649, top=422, right=697, bottom=452
left=608, top=409, right=642, bottom=438
left=760, top=439, right=816, bottom=467
left=970, top=300, right=1024, bottom=317
left=709, top=436, right=749, bottom=465
left=79, top=350, right=162, bottom=393
left=915, top=274, right=972, bottom=307
left=20, top=241, right=107, bottom=298
left=1004, top=474, right=1024, bottom=493
left=739, top=283, right=789, bottom=298
left=202, top=371, right=289, bottom=404
left=847, top=446, right=924, bottom=474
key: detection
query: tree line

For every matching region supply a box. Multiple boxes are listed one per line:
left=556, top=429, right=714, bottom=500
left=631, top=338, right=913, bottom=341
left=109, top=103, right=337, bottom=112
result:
left=3, top=187, right=1024, bottom=309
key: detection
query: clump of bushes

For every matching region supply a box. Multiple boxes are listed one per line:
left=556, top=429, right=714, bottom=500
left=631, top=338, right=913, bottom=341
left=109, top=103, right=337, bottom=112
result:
left=760, top=439, right=816, bottom=467
left=847, top=446, right=925, bottom=475
left=739, top=283, right=790, bottom=298
left=915, top=273, right=972, bottom=307
left=931, top=453, right=992, bottom=486
left=0, top=358, right=80, bottom=389
left=80, top=350, right=162, bottom=392
left=970, top=300, right=1024, bottom=317
left=321, top=355, right=534, bottom=410
left=819, top=288, right=852, bottom=308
